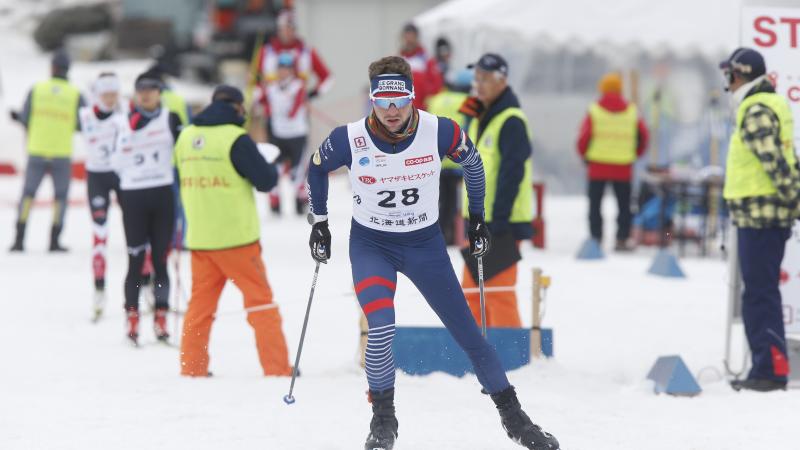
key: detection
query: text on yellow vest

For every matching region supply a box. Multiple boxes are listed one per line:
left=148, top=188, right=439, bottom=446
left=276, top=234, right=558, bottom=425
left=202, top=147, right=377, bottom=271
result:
left=28, top=78, right=81, bottom=158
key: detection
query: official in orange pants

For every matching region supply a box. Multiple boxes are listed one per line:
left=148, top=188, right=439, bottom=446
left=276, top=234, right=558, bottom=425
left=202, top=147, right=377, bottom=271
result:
left=174, top=85, right=291, bottom=377
left=182, top=243, right=291, bottom=376
left=457, top=56, right=534, bottom=328
left=462, top=263, right=521, bottom=328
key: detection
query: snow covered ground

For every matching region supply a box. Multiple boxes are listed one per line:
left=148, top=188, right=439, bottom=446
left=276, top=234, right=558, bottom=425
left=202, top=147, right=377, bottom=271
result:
left=0, top=10, right=797, bottom=448
left=0, top=172, right=797, bottom=450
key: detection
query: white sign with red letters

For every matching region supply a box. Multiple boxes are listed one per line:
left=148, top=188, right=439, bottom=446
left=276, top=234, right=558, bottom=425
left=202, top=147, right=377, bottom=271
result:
left=742, top=7, right=800, bottom=334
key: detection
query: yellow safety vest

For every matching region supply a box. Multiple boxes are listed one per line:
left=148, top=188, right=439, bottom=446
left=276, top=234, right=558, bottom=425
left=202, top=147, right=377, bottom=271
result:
left=27, top=78, right=80, bottom=158
left=174, top=124, right=260, bottom=250
left=426, top=90, right=469, bottom=170
left=585, top=103, right=638, bottom=164
left=162, top=89, right=189, bottom=125
left=463, top=107, right=533, bottom=222
left=724, top=92, right=798, bottom=199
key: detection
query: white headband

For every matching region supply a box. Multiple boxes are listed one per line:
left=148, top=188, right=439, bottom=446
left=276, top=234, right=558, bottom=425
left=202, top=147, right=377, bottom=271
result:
left=92, top=75, right=120, bottom=96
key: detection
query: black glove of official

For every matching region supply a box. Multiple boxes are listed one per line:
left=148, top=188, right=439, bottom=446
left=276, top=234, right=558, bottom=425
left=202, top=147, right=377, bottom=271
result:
left=468, top=214, right=491, bottom=258
left=309, top=220, right=331, bottom=262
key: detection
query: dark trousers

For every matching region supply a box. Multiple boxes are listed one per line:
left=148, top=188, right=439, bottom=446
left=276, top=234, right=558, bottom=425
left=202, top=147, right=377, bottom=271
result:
left=588, top=179, right=632, bottom=241
left=17, top=156, right=72, bottom=227
left=738, top=227, right=791, bottom=382
left=119, top=185, right=175, bottom=311
left=438, top=171, right=462, bottom=245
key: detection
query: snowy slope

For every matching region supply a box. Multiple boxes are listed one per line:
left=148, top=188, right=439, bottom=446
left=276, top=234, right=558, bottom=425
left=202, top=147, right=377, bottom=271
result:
left=0, top=173, right=797, bottom=450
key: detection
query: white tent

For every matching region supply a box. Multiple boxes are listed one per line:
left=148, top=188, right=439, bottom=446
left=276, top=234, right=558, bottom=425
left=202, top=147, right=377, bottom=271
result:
left=412, top=0, right=794, bottom=193
left=416, top=0, right=742, bottom=61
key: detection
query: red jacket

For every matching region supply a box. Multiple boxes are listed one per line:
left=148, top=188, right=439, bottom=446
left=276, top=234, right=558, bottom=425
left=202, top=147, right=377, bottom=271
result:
left=401, top=46, right=443, bottom=109
left=576, top=93, right=648, bottom=181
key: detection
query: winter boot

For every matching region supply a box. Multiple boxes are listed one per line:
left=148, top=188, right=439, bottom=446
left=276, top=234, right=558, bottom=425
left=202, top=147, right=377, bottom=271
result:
left=364, top=388, right=398, bottom=450
left=126, top=309, right=140, bottom=345
left=490, top=386, right=559, bottom=450
left=9, top=222, right=25, bottom=252
left=49, top=225, right=68, bottom=252
left=154, top=308, right=170, bottom=341
left=614, top=239, right=635, bottom=252
left=730, top=378, right=787, bottom=392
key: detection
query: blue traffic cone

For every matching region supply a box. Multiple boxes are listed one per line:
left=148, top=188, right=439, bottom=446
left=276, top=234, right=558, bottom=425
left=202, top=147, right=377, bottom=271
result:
left=576, top=238, right=604, bottom=260
left=647, top=248, right=685, bottom=278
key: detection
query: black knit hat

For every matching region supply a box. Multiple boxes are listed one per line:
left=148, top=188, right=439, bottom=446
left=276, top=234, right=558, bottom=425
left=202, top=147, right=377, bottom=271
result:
left=212, top=84, right=244, bottom=105
left=51, top=49, right=71, bottom=70
left=134, top=71, right=163, bottom=91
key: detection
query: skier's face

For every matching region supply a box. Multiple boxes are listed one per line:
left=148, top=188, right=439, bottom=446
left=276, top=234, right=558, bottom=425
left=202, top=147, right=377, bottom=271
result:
left=373, top=100, right=413, bottom=133
left=278, top=24, right=296, bottom=44
left=135, top=88, right=161, bottom=112
left=99, top=92, right=119, bottom=110
left=277, top=65, right=294, bottom=82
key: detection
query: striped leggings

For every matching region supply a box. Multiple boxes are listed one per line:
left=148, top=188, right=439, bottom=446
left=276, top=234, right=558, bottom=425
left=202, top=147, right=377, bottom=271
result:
left=350, top=221, right=510, bottom=394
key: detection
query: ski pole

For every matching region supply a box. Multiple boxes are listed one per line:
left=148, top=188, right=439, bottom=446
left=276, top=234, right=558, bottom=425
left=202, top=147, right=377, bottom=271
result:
left=478, top=255, right=487, bottom=338
left=284, top=260, right=322, bottom=405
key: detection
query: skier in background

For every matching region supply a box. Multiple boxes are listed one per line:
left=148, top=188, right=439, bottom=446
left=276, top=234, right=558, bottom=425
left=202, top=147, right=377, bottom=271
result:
left=399, top=23, right=442, bottom=109
left=258, top=8, right=333, bottom=100
left=259, top=52, right=310, bottom=215
left=112, top=71, right=181, bottom=345
left=306, top=55, right=559, bottom=450
left=80, top=72, right=123, bottom=319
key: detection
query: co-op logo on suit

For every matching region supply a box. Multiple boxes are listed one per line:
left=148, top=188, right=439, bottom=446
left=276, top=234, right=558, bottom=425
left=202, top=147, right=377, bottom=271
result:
left=404, top=155, right=434, bottom=166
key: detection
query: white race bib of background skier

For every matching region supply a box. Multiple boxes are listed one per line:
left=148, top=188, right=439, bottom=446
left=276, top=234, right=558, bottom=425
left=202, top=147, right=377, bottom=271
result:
left=113, top=109, right=174, bottom=191
left=80, top=107, right=120, bottom=173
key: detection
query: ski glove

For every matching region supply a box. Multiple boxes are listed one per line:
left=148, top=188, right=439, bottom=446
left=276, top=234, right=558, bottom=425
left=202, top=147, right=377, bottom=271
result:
left=468, top=214, right=492, bottom=257
left=309, top=220, right=331, bottom=262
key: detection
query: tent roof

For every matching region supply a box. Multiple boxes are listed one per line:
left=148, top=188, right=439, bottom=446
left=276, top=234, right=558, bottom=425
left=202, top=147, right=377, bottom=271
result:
left=415, top=0, right=744, bottom=57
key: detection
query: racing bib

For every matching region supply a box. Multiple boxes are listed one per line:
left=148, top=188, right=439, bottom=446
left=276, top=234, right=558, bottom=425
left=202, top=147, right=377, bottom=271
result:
left=114, top=108, right=175, bottom=191
left=348, top=110, right=440, bottom=232
left=80, top=107, right=121, bottom=173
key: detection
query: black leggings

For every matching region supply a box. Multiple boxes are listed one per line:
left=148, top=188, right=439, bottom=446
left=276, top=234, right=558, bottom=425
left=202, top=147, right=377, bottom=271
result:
left=119, top=185, right=175, bottom=311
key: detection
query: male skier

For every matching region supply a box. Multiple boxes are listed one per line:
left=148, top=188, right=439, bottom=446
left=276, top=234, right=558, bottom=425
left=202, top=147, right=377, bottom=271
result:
left=306, top=55, right=559, bottom=450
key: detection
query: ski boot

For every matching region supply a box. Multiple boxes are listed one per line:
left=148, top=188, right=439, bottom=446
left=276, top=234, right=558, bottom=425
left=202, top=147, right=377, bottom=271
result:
left=126, top=309, right=140, bottom=346
left=154, top=308, right=170, bottom=342
left=364, top=388, right=398, bottom=450
left=92, top=288, right=106, bottom=322
left=269, top=193, right=281, bottom=215
left=49, top=225, right=68, bottom=252
left=490, top=386, right=559, bottom=450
